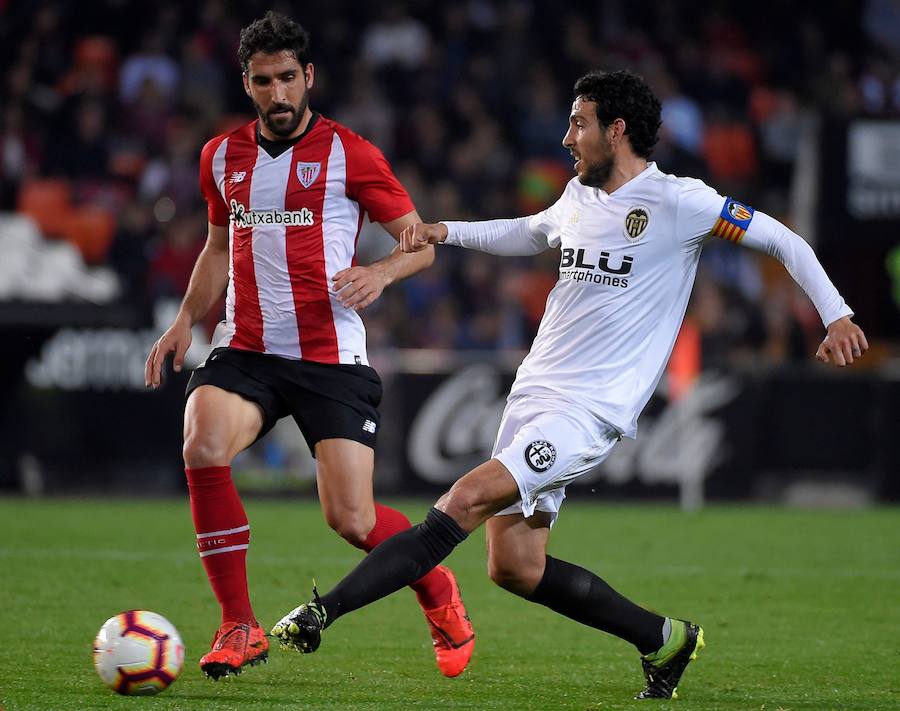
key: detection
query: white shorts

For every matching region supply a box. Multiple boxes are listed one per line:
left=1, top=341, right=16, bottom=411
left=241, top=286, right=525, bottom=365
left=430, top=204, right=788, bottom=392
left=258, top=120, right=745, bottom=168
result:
left=492, top=395, right=620, bottom=523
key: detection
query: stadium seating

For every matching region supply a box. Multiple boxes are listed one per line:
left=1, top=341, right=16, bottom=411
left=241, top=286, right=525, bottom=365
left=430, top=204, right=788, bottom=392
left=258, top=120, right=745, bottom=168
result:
left=17, top=178, right=116, bottom=263
left=62, top=206, right=117, bottom=264
left=17, top=179, right=72, bottom=239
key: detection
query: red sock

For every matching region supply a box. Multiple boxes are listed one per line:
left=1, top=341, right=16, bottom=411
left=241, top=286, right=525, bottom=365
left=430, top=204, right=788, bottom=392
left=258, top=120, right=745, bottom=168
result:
left=185, top=466, right=255, bottom=625
left=358, top=503, right=452, bottom=609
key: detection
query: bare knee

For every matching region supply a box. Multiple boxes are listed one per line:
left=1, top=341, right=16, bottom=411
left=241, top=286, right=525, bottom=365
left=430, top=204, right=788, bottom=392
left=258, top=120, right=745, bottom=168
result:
left=183, top=386, right=262, bottom=469
left=435, top=460, right=520, bottom=531
left=324, top=509, right=375, bottom=548
left=438, top=482, right=500, bottom=530
left=487, top=553, right=545, bottom=597
left=183, top=434, right=232, bottom=469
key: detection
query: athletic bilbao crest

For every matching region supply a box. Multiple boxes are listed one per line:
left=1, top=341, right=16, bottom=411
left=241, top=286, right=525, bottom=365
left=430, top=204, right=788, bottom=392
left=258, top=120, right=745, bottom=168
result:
left=624, top=206, right=650, bottom=240
left=296, top=162, right=321, bottom=188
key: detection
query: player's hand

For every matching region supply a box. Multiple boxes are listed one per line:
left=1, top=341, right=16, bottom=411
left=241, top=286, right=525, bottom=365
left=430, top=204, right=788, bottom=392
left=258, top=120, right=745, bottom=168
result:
left=815, top=316, right=868, bottom=367
left=399, top=222, right=448, bottom=253
left=332, top=264, right=390, bottom=311
left=145, top=316, right=193, bottom=388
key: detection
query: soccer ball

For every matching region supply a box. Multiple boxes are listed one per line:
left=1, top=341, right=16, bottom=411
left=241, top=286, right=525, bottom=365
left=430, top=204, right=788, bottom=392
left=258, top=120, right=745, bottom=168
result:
left=93, top=610, right=184, bottom=695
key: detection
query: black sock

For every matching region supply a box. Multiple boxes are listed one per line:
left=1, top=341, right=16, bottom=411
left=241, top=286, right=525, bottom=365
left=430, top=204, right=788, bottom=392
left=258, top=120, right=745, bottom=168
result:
left=320, top=508, right=468, bottom=627
left=525, top=555, right=665, bottom=654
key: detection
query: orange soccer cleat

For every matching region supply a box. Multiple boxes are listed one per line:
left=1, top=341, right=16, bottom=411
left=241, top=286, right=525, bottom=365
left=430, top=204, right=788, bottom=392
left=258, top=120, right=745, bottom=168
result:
left=421, top=566, right=475, bottom=678
left=199, top=621, right=269, bottom=680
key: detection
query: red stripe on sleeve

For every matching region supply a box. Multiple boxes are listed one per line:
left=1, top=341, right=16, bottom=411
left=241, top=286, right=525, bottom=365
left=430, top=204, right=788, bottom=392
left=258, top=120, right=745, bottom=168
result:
left=334, top=122, right=414, bottom=224
left=199, top=135, right=229, bottom=226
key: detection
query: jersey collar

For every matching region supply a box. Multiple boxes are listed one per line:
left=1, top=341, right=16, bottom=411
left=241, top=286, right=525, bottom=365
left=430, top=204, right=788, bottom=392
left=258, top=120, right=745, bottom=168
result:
left=256, top=112, right=320, bottom=159
left=594, top=161, right=659, bottom=200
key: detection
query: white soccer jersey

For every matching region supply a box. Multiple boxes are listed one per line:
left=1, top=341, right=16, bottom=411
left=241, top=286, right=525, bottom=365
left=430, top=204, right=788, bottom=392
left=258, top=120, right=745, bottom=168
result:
left=199, top=115, right=414, bottom=365
left=445, top=162, right=852, bottom=438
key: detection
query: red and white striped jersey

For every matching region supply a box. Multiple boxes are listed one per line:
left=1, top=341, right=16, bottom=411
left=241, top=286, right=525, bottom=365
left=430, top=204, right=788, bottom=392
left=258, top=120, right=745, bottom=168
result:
left=199, top=114, right=414, bottom=365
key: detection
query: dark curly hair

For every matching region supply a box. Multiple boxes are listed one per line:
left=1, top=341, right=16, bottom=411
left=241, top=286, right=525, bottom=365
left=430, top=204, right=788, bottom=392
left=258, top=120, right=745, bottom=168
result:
left=238, top=11, right=311, bottom=72
left=573, top=70, right=662, bottom=158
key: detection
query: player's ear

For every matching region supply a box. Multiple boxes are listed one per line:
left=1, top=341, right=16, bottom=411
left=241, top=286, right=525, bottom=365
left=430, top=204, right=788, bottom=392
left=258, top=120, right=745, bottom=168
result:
left=304, top=63, right=315, bottom=90
left=242, top=72, right=251, bottom=97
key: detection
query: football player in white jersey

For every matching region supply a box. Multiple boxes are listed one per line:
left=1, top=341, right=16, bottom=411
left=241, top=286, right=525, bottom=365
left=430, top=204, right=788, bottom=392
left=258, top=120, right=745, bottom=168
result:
left=272, top=70, right=867, bottom=699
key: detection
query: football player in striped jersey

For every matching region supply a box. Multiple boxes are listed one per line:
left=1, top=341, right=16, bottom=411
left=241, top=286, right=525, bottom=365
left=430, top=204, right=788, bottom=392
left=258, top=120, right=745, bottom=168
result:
left=145, top=11, right=474, bottom=680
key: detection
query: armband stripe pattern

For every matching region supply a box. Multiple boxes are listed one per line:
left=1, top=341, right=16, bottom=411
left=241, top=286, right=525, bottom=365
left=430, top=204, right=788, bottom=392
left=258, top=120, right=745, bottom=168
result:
left=712, top=198, right=755, bottom=243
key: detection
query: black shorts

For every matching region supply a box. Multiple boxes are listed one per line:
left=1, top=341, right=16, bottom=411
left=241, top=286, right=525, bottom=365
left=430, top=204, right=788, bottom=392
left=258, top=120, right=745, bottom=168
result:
left=185, top=347, right=382, bottom=453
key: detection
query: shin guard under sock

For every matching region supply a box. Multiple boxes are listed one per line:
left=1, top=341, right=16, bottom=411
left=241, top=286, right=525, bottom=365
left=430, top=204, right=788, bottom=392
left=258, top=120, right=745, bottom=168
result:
left=526, top=555, right=665, bottom=654
left=321, top=508, right=467, bottom=626
left=357, top=503, right=452, bottom=609
left=185, top=466, right=254, bottom=624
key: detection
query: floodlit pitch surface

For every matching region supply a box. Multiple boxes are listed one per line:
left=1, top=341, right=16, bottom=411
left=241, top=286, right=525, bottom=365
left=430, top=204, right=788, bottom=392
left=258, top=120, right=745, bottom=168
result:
left=1, top=499, right=898, bottom=711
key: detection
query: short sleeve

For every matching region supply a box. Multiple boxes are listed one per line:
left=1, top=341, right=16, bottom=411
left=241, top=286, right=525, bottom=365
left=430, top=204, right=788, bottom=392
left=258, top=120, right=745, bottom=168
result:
left=199, top=137, right=229, bottom=227
left=526, top=180, right=575, bottom=248
left=341, top=131, right=415, bottom=224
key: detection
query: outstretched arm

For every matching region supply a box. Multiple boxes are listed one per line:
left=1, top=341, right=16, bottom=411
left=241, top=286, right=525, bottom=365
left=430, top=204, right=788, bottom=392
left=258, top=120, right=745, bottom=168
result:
left=400, top=217, right=550, bottom=256
left=332, top=210, right=435, bottom=310
left=741, top=211, right=868, bottom=366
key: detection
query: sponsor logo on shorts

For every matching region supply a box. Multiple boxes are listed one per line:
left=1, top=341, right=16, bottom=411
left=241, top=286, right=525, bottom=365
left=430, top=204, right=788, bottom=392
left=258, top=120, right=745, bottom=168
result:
left=524, top=440, right=556, bottom=472
left=362, top=419, right=377, bottom=434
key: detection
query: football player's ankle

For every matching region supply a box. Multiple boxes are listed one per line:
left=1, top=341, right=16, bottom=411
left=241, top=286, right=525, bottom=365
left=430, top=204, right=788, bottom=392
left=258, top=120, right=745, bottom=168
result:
left=643, top=618, right=686, bottom=665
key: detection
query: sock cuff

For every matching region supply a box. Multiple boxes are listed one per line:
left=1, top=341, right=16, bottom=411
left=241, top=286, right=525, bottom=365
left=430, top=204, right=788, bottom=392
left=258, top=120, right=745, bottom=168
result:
left=422, top=508, right=468, bottom=546
left=185, top=466, right=232, bottom=486
left=361, top=503, right=413, bottom=551
left=526, top=555, right=556, bottom=601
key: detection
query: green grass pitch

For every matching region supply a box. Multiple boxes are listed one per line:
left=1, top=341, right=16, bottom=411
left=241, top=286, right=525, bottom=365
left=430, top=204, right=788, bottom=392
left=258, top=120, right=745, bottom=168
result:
left=1, top=498, right=898, bottom=710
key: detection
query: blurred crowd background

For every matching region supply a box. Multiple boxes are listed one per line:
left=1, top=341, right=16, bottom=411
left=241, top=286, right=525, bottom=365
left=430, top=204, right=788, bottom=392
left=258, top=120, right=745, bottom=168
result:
left=2, top=0, right=899, bottom=368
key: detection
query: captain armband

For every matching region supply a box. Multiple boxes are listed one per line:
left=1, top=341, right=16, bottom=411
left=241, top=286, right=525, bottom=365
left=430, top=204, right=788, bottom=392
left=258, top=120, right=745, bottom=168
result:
left=711, top=198, right=755, bottom=243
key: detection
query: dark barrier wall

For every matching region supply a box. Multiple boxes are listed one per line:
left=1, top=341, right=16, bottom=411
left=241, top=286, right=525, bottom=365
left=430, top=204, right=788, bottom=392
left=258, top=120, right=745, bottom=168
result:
left=2, top=333, right=898, bottom=502
left=818, top=119, right=900, bottom=340
left=381, top=361, right=899, bottom=504
left=0, top=302, right=190, bottom=492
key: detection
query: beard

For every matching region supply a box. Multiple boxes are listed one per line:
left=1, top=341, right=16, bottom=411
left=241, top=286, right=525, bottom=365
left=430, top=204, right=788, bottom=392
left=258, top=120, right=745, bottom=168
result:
left=255, top=90, right=309, bottom=138
left=577, top=154, right=614, bottom=188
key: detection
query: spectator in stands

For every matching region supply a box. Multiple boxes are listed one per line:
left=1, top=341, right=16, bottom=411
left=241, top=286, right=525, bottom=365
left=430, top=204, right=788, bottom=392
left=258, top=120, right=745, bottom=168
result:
left=1, top=2, right=892, bottom=362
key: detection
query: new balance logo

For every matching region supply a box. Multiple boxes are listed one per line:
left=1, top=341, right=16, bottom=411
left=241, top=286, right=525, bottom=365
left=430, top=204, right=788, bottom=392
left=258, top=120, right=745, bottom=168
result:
left=229, top=171, right=247, bottom=184
left=362, top=420, right=377, bottom=434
